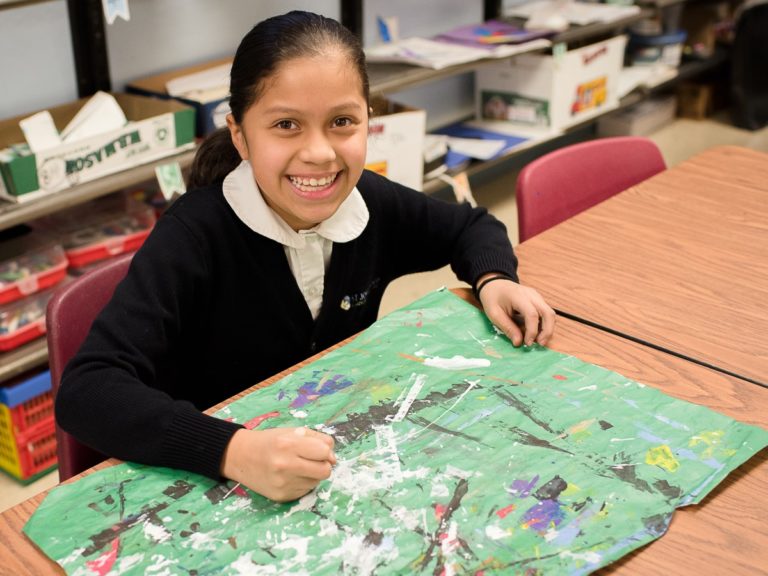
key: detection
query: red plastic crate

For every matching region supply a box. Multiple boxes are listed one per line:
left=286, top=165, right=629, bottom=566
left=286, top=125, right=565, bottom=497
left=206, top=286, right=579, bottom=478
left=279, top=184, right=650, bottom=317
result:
left=0, top=371, right=57, bottom=481
left=5, top=421, right=58, bottom=481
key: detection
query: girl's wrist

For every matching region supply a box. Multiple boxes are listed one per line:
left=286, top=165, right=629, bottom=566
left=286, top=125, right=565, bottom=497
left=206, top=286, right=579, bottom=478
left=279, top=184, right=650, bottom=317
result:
left=473, top=272, right=516, bottom=300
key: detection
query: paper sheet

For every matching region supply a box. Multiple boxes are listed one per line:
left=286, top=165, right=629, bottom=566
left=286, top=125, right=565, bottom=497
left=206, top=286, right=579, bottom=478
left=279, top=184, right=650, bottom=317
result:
left=24, top=290, right=768, bottom=575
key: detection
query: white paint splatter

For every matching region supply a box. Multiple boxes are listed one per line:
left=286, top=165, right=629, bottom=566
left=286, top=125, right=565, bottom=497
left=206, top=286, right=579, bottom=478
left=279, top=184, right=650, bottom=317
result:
left=142, top=520, right=172, bottom=543
left=318, top=518, right=339, bottom=536
left=390, top=506, right=423, bottom=531
left=286, top=491, right=318, bottom=518
left=186, top=531, right=219, bottom=551
left=410, top=380, right=479, bottom=439
left=145, top=555, right=178, bottom=574
left=423, top=355, right=491, bottom=370
left=290, top=409, right=308, bottom=419
left=578, top=385, right=597, bottom=391
left=273, top=536, right=311, bottom=565
left=387, top=373, right=425, bottom=422
left=113, top=553, right=146, bottom=573
left=559, top=550, right=602, bottom=564
left=431, top=483, right=449, bottom=498
left=610, top=437, right=636, bottom=442
left=485, top=525, right=508, bottom=540
left=230, top=551, right=277, bottom=575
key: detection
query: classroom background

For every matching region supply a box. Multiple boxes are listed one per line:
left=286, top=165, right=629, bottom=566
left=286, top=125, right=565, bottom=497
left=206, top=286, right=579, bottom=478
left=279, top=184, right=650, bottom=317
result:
left=1, top=0, right=766, bottom=511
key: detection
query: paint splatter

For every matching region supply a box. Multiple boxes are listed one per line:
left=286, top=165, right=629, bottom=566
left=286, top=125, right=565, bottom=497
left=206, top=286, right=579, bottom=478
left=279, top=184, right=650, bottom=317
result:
left=243, top=411, right=280, bottom=429
left=85, top=537, right=119, bottom=575
left=291, top=372, right=354, bottom=408
left=496, top=503, right=516, bottom=519
left=522, top=500, right=565, bottom=532
left=645, top=445, right=680, bottom=472
left=507, top=476, right=539, bottom=499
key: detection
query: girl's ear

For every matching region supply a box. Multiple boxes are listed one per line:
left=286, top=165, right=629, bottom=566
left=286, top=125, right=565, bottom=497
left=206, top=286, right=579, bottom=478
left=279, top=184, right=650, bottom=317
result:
left=226, top=114, right=249, bottom=160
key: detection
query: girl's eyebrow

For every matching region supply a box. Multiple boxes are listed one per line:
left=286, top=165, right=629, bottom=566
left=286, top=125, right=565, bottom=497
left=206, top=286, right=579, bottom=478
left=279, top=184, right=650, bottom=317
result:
left=263, top=102, right=365, bottom=116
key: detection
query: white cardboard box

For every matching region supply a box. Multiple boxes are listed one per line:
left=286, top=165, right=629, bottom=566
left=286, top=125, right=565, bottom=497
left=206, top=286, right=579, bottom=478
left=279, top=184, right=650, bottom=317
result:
left=366, top=97, right=426, bottom=191
left=476, top=35, right=627, bottom=131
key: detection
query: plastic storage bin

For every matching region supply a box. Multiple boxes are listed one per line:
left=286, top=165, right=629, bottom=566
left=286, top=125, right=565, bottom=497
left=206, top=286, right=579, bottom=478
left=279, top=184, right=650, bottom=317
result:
left=0, top=236, right=68, bottom=306
left=628, top=30, right=688, bottom=67
left=61, top=206, right=155, bottom=268
left=0, top=286, right=56, bottom=352
left=0, top=370, right=57, bottom=482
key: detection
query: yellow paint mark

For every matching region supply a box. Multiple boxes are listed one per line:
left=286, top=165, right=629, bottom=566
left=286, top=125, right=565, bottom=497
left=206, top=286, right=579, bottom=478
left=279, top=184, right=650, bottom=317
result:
left=563, top=482, right=581, bottom=496
left=645, top=445, right=680, bottom=472
left=689, top=430, right=724, bottom=458
left=368, top=383, right=396, bottom=403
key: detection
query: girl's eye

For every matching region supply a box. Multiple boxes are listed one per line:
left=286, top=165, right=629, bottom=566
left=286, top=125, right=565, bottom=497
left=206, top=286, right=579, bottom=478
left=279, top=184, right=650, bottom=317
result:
left=333, top=117, right=354, bottom=128
left=275, top=120, right=298, bottom=130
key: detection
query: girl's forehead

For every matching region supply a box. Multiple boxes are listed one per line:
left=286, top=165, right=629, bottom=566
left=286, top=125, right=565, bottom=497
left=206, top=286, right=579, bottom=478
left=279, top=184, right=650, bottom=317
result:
left=262, top=53, right=365, bottom=102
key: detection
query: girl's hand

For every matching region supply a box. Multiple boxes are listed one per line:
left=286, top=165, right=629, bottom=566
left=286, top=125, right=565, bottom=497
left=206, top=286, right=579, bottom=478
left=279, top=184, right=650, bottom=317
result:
left=221, top=427, right=336, bottom=502
left=476, top=275, right=556, bottom=347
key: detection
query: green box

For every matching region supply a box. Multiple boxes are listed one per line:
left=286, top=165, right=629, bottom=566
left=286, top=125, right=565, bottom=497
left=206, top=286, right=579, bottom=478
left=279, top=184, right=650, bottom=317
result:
left=0, top=93, right=195, bottom=201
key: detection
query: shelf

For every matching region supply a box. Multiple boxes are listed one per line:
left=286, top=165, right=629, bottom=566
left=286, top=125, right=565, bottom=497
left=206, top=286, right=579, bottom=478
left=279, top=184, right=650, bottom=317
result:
left=0, top=148, right=197, bottom=232
left=0, top=338, right=48, bottom=383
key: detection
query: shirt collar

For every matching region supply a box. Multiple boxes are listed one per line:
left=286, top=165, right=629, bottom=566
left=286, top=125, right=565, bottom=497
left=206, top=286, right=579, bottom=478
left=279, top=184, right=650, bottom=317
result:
left=223, top=160, right=369, bottom=249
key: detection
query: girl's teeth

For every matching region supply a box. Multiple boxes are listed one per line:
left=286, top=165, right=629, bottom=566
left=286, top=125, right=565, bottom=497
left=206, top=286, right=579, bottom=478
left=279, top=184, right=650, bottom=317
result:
left=290, top=174, right=335, bottom=188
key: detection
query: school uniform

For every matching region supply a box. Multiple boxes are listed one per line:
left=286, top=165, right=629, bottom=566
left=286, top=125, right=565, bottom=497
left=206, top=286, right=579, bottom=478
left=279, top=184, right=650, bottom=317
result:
left=56, top=163, right=518, bottom=479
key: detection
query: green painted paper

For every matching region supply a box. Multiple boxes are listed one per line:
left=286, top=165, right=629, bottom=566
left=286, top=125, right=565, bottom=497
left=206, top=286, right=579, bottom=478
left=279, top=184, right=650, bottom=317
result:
left=25, top=290, right=768, bottom=575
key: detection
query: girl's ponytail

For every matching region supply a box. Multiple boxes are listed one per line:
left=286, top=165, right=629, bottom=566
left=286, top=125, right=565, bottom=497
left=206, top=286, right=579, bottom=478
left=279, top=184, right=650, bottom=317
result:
left=187, top=128, right=242, bottom=189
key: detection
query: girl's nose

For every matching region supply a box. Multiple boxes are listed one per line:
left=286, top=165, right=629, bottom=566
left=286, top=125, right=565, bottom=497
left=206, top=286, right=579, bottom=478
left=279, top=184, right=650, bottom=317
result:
left=299, top=130, right=336, bottom=164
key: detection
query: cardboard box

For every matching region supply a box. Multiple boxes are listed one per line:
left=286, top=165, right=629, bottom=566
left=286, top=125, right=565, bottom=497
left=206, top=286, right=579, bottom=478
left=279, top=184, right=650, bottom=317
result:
left=476, top=35, right=627, bottom=131
left=366, top=97, right=426, bottom=191
left=127, top=58, right=232, bottom=137
left=0, top=93, right=195, bottom=201
left=597, top=96, right=677, bottom=136
left=677, top=82, right=714, bottom=119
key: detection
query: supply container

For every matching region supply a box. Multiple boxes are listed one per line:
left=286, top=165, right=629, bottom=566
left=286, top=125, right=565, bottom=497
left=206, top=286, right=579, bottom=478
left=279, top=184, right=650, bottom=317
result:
left=628, top=30, right=688, bottom=67
left=0, top=370, right=57, bottom=482
left=0, top=235, right=68, bottom=306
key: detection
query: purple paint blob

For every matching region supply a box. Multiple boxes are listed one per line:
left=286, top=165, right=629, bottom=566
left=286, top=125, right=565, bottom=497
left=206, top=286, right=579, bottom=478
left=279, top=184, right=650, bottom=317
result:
left=290, top=373, right=354, bottom=408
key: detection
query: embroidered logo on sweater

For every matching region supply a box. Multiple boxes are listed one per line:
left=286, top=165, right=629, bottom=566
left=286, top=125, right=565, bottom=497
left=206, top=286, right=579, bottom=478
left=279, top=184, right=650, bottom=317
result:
left=340, top=278, right=380, bottom=311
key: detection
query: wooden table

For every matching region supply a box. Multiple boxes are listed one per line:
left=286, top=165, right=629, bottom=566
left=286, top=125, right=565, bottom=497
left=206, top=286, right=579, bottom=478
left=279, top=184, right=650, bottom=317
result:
left=516, top=146, right=768, bottom=387
left=0, top=310, right=765, bottom=575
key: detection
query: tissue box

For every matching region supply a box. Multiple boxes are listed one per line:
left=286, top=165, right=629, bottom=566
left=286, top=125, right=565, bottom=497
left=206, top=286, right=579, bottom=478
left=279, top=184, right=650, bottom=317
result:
left=476, top=35, right=627, bottom=131
left=366, top=97, right=426, bottom=191
left=0, top=93, right=195, bottom=200
left=127, top=58, right=232, bottom=137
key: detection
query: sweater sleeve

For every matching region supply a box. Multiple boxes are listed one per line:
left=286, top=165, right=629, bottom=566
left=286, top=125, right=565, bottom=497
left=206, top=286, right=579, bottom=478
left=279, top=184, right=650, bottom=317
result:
left=360, top=170, right=518, bottom=286
left=55, top=209, right=243, bottom=480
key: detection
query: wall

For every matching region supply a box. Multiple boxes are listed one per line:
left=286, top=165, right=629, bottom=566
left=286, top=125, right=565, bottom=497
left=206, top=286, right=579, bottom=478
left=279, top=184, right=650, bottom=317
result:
left=1, top=0, right=487, bottom=131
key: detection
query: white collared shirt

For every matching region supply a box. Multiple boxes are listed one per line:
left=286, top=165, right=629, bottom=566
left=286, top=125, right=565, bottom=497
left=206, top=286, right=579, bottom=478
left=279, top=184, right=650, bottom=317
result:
left=222, top=161, right=369, bottom=319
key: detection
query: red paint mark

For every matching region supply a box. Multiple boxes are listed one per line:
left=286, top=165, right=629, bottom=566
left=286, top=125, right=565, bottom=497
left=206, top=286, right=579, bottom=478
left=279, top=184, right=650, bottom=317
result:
left=475, top=572, right=485, bottom=576
left=86, top=537, right=119, bottom=575
left=552, top=374, right=568, bottom=381
left=438, top=532, right=449, bottom=541
left=244, top=411, right=280, bottom=429
left=496, top=503, right=516, bottom=519
left=399, top=353, right=425, bottom=363
left=434, top=503, right=446, bottom=520
left=233, top=485, right=249, bottom=498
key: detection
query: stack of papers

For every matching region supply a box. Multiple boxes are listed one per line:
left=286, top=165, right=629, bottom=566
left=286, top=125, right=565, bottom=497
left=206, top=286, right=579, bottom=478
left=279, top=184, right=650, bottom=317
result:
left=505, top=0, right=641, bottom=25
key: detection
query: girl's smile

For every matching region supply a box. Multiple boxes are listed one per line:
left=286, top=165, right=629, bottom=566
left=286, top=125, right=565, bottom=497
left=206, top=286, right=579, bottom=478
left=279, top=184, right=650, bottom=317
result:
left=287, top=171, right=341, bottom=199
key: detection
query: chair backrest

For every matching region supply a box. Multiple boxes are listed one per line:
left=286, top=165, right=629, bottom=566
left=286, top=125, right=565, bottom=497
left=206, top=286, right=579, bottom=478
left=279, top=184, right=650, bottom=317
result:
left=47, top=252, right=133, bottom=481
left=515, top=136, right=666, bottom=243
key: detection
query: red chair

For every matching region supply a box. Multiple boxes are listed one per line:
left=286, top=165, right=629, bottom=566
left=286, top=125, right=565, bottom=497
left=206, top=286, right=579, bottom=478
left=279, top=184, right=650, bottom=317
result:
left=515, top=136, right=666, bottom=243
left=46, top=253, right=133, bottom=481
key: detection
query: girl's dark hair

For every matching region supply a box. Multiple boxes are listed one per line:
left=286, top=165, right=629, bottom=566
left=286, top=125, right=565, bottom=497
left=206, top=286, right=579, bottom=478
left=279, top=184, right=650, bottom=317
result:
left=189, top=11, right=369, bottom=188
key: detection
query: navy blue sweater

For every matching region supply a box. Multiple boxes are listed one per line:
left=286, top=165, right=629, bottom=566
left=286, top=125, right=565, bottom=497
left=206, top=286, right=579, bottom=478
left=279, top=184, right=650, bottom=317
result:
left=56, top=170, right=518, bottom=479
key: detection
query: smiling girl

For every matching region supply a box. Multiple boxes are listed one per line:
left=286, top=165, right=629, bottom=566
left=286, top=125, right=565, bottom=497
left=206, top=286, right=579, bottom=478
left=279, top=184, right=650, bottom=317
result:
left=56, top=11, right=555, bottom=502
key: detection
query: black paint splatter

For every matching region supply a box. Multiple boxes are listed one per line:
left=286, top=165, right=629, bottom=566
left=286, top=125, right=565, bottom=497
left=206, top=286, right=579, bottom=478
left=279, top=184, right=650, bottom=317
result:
left=534, top=476, right=568, bottom=500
